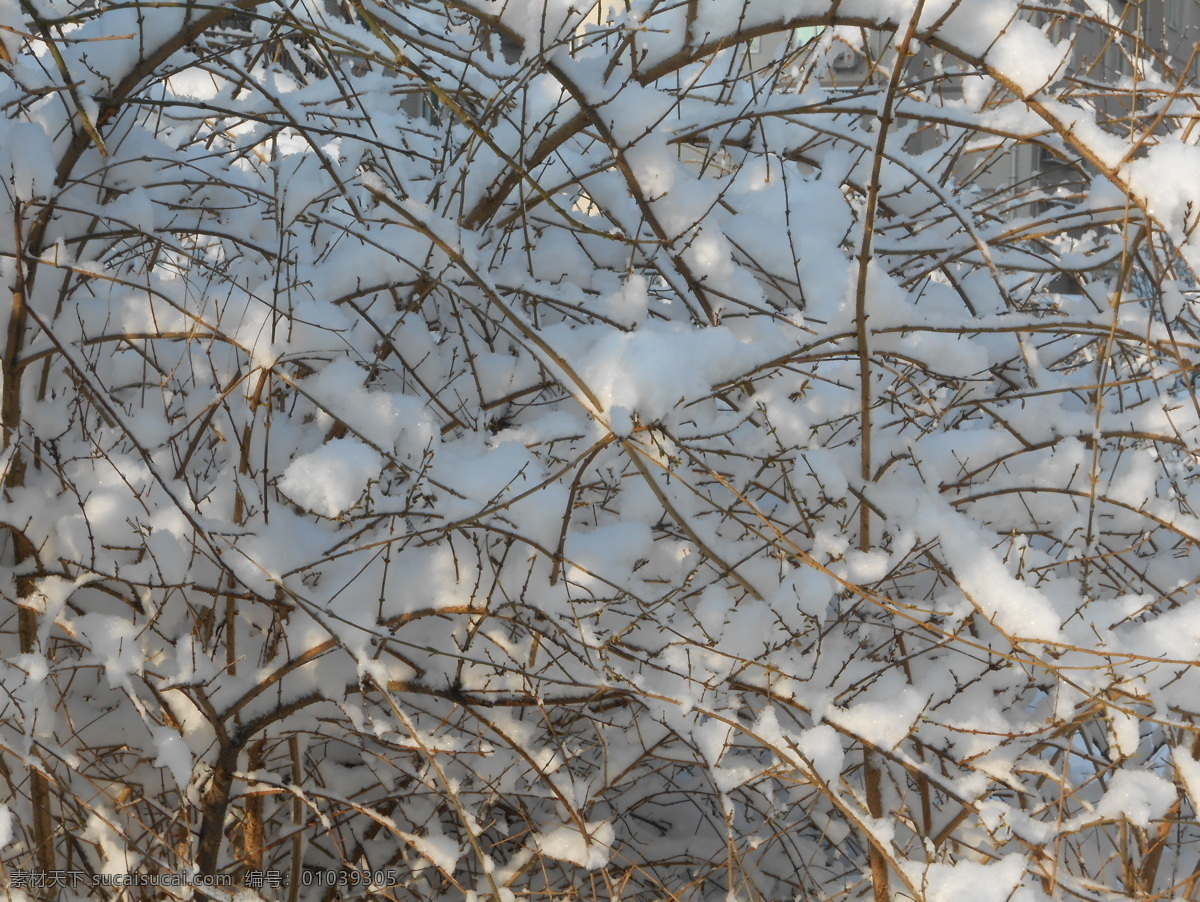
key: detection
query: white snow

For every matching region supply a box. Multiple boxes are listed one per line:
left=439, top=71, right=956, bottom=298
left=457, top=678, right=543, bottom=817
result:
left=797, top=724, right=844, bottom=784
left=904, top=854, right=1026, bottom=902
left=401, top=830, right=461, bottom=874
left=533, top=821, right=616, bottom=870
left=824, top=687, right=926, bottom=751
left=278, top=438, right=383, bottom=517
left=151, top=727, right=193, bottom=789
left=1088, top=770, right=1176, bottom=829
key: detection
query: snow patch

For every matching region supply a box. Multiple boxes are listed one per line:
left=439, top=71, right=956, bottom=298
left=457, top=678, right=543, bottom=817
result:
left=279, top=439, right=382, bottom=517
left=534, top=821, right=616, bottom=870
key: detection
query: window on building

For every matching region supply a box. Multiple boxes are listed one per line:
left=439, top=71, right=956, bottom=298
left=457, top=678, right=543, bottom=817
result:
left=420, top=93, right=441, bottom=126
left=788, top=26, right=859, bottom=70
left=789, top=26, right=824, bottom=50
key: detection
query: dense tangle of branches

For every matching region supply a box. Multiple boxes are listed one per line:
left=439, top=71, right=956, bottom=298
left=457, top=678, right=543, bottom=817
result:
left=2, top=1, right=1200, bottom=900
